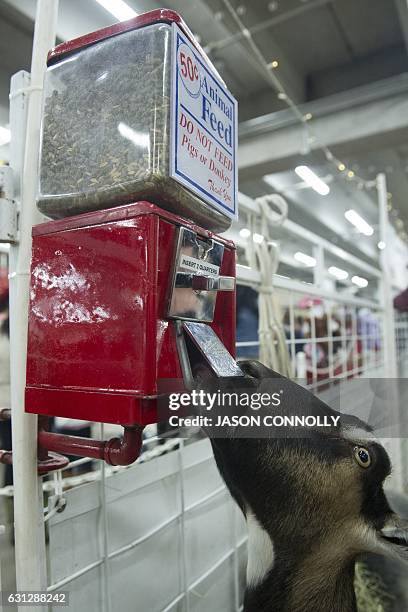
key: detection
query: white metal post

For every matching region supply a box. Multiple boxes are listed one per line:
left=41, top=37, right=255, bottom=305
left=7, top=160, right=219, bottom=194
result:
left=8, top=0, right=59, bottom=600
left=313, top=244, right=324, bottom=288
left=377, top=172, right=403, bottom=490
left=377, top=172, right=398, bottom=378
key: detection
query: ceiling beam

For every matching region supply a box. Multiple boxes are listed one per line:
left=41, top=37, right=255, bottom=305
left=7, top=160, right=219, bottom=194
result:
left=238, top=75, right=408, bottom=180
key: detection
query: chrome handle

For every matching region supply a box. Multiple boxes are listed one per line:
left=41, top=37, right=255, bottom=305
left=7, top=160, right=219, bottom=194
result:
left=175, top=273, right=235, bottom=291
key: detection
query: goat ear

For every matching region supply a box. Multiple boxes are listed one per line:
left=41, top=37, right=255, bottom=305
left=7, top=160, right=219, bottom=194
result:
left=239, top=360, right=282, bottom=380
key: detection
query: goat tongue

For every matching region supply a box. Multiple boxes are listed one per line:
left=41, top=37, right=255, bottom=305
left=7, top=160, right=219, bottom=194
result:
left=380, top=515, right=408, bottom=562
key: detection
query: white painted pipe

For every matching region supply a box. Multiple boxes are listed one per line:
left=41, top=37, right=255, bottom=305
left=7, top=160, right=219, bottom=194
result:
left=8, top=0, right=58, bottom=603
left=295, top=351, right=307, bottom=380
left=377, top=172, right=403, bottom=491
left=377, top=173, right=398, bottom=378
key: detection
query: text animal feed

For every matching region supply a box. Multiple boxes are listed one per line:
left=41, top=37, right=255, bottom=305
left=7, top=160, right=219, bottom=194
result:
left=171, top=24, right=238, bottom=220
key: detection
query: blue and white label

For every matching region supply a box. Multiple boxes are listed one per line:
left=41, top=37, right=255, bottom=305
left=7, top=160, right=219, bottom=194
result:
left=170, top=24, right=238, bottom=220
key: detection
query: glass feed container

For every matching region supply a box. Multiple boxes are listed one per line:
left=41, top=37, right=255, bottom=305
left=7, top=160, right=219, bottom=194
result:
left=37, top=9, right=233, bottom=232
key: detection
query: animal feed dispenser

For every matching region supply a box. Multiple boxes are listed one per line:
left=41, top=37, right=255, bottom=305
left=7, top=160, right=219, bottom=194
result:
left=24, top=9, right=243, bottom=469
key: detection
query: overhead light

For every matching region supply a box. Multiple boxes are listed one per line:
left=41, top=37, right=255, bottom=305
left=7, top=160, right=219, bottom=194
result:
left=253, top=233, right=264, bottom=244
left=352, top=275, right=368, bottom=288
left=344, top=209, right=374, bottom=236
left=239, top=228, right=251, bottom=238
left=0, top=126, right=11, bottom=146
left=95, top=0, right=138, bottom=21
left=270, top=60, right=279, bottom=69
left=328, top=266, right=348, bottom=281
left=338, top=163, right=346, bottom=172
left=294, top=251, right=316, bottom=267
left=377, top=241, right=386, bottom=250
left=294, top=165, right=330, bottom=196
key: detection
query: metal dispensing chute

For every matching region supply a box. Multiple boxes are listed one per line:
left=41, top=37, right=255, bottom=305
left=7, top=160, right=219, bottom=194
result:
left=169, top=226, right=243, bottom=386
left=21, top=9, right=242, bottom=470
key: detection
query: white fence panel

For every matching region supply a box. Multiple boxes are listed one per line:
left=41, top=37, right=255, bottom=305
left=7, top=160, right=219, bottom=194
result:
left=47, top=439, right=247, bottom=612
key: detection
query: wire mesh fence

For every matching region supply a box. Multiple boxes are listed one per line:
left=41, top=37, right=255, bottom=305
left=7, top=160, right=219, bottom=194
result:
left=236, top=285, right=386, bottom=392
left=45, top=438, right=247, bottom=612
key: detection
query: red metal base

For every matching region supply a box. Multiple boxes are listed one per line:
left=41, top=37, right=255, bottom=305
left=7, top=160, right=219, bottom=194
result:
left=37, top=452, right=70, bottom=474
left=0, top=412, right=71, bottom=475
left=0, top=449, right=69, bottom=475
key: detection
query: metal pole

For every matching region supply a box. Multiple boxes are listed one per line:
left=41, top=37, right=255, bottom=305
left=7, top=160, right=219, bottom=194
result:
left=377, top=172, right=398, bottom=378
left=313, top=244, right=324, bottom=289
left=377, top=173, right=403, bottom=491
left=99, top=424, right=112, bottom=612
left=9, top=0, right=58, bottom=600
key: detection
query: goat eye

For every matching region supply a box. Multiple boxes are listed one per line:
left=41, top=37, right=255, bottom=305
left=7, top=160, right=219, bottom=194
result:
left=354, top=446, right=371, bottom=468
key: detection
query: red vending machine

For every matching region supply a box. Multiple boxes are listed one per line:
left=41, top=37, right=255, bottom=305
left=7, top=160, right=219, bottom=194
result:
left=25, top=10, right=241, bottom=467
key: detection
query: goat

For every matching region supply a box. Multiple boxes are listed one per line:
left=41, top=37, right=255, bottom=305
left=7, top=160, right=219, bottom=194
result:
left=194, top=360, right=408, bottom=612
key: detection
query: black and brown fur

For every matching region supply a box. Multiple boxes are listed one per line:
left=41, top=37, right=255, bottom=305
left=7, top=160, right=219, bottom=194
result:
left=195, top=360, right=407, bottom=612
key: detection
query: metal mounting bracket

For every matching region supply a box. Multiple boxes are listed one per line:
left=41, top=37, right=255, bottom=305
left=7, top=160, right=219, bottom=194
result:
left=0, top=165, right=17, bottom=243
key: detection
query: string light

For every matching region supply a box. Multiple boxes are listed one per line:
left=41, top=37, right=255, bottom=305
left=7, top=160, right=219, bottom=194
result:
left=219, top=0, right=408, bottom=242
left=220, top=0, right=396, bottom=206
